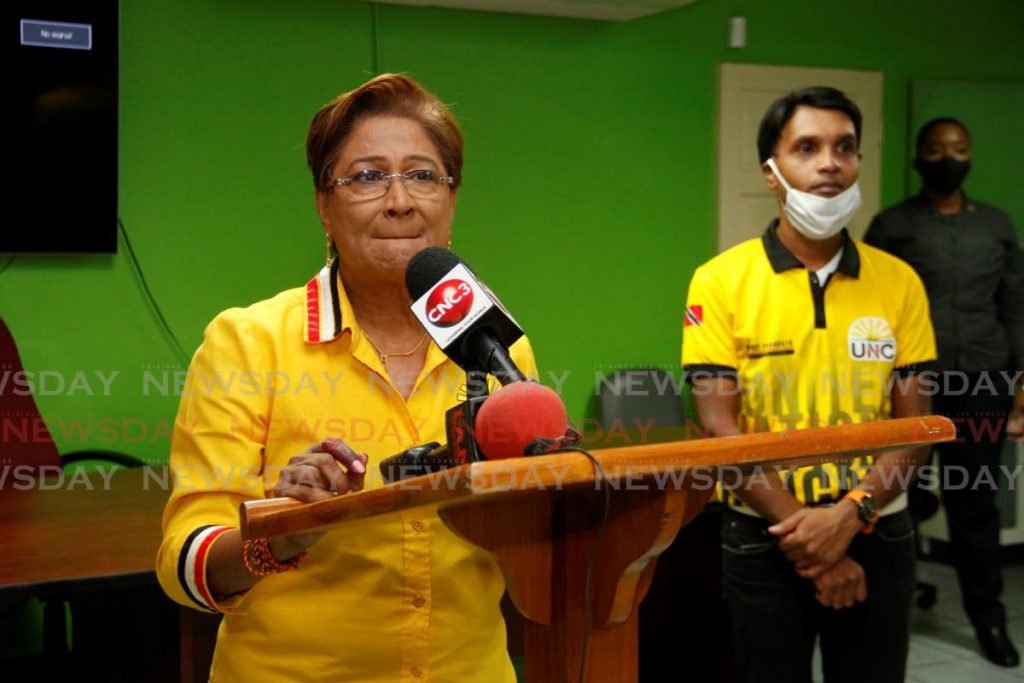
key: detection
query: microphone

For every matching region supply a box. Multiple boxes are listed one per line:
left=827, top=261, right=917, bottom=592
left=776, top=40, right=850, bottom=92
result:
left=378, top=396, right=485, bottom=483
left=377, top=441, right=454, bottom=483
left=379, top=247, right=576, bottom=483
left=474, top=382, right=575, bottom=459
left=406, top=247, right=526, bottom=385
left=379, top=382, right=578, bottom=482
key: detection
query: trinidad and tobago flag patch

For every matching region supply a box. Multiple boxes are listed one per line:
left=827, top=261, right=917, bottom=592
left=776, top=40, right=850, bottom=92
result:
left=684, top=305, right=703, bottom=327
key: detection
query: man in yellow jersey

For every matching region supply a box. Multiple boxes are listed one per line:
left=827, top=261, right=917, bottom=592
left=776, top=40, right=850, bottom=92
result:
left=682, top=87, right=937, bottom=683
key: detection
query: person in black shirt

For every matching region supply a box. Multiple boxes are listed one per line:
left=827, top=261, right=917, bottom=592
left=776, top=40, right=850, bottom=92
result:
left=865, top=117, right=1024, bottom=668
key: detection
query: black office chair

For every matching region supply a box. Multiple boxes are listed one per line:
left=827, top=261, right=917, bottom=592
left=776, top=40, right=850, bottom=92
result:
left=61, top=450, right=146, bottom=469
left=598, top=367, right=685, bottom=430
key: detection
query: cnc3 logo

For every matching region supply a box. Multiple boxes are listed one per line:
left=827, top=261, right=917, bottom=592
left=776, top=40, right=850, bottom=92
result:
left=848, top=317, right=896, bottom=362
left=426, top=279, right=474, bottom=327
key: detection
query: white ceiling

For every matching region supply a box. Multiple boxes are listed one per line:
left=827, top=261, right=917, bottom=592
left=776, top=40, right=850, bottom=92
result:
left=366, top=0, right=698, bottom=22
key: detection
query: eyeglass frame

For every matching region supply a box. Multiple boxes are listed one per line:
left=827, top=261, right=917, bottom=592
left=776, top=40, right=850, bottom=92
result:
left=327, top=169, right=456, bottom=198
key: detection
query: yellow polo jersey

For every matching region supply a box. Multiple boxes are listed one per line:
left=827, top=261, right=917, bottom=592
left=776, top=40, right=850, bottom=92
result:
left=681, top=224, right=936, bottom=511
left=157, top=261, right=536, bottom=682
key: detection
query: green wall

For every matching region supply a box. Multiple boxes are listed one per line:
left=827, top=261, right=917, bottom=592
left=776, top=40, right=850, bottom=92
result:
left=2, top=0, right=1022, bottom=464
left=909, top=78, right=1024, bottom=226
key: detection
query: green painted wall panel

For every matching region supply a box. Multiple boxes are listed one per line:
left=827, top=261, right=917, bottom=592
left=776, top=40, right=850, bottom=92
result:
left=2, top=0, right=1022, bottom=464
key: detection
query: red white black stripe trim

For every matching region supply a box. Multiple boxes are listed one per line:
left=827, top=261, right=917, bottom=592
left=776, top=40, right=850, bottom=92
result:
left=304, top=258, right=343, bottom=344
left=684, top=305, right=703, bottom=327
left=178, top=525, right=233, bottom=612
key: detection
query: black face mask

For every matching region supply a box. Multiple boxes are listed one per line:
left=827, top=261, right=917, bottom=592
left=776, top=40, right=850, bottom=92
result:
left=917, top=157, right=971, bottom=195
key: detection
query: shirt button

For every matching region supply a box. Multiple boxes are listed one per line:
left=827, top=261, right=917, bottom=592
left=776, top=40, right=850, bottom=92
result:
left=412, top=595, right=426, bottom=608
left=411, top=666, right=423, bottom=678
left=411, top=520, right=425, bottom=532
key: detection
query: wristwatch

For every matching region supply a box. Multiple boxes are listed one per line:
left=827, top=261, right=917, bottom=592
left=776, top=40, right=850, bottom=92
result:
left=843, top=490, right=879, bottom=534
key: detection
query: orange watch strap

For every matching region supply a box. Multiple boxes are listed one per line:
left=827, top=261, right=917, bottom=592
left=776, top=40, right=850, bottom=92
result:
left=844, top=489, right=869, bottom=505
left=842, top=490, right=878, bottom=533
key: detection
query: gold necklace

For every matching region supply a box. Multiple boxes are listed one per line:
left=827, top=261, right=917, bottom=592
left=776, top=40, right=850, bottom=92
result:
left=360, top=328, right=428, bottom=372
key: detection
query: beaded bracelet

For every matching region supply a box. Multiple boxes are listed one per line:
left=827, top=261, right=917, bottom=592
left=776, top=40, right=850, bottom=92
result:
left=242, top=538, right=307, bottom=576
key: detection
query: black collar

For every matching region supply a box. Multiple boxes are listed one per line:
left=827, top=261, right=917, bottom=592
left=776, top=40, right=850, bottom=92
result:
left=760, top=220, right=860, bottom=278
left=912, top=190, right=977, bottom=216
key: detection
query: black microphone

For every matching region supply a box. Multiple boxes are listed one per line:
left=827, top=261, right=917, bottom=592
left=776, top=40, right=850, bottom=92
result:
left=379, top=382, right=578, bottom=484
left=405, top=247, right=526, bottom=385
left=378, top=396, right=485, bottom=483
left=380, top=247, right=530, bottom=482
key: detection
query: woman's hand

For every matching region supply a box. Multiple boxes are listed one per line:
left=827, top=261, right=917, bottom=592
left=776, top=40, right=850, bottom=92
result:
left=268, top=438, right=369, bottom=559
left=274, top=438, right=368, bottom=502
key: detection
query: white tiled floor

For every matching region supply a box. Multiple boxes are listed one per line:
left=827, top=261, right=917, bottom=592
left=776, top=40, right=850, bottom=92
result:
left=906, top=561, right=1024, bottom=682
left=812, top=560, right=1024, bottom=682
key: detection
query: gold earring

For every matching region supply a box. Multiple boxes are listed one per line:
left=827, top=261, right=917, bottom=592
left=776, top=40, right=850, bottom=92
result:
left=447, top=232, right=453, bottom=250
left=325, top=234, right=333, bottom=267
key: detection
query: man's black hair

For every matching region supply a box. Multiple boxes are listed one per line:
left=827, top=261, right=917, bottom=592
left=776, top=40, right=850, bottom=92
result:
left=756, top=86, right=862, bottom=164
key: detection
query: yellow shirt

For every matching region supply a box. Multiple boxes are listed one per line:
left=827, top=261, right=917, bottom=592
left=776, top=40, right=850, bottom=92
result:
left=157, top=262, right=537, bottom=682
left=681, top=225, right=937, bottom=510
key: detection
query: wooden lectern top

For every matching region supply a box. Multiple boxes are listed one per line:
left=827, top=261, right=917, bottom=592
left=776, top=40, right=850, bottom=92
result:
left=241, top=416, right=953, bottom=540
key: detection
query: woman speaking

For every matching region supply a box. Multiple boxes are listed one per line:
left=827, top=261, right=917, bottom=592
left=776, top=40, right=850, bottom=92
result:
left=157, top=74, right=536, bottom=682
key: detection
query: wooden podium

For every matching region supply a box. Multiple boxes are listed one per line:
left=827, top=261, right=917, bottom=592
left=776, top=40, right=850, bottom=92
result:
left=241, top=416, right=954, bottom=682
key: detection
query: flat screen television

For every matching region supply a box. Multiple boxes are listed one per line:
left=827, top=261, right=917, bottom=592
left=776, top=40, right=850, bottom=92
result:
left=7, top=1, right=118, bottom=253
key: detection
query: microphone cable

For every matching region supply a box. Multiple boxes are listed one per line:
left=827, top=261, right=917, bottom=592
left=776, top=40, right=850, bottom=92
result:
left=0, top=253, right=16, bottom=277
left=118, top=218, right=190, bottom=365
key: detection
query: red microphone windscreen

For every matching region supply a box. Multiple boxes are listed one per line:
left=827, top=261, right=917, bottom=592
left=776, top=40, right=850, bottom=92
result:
left=474, top=382, right=568, bottom=460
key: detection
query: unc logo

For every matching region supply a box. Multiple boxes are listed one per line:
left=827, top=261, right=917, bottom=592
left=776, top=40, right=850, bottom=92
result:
left=848, top=317, right=896, bottom=362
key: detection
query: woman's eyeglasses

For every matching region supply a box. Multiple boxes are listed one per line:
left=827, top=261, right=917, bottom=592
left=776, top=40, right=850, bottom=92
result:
left=329, top=169, right=454, bottom=199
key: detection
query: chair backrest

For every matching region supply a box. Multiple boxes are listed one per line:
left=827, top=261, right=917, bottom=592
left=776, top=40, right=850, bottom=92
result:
left=0, top=317, right=62, bottom=474
left=598, top=368, right=685, bottom=429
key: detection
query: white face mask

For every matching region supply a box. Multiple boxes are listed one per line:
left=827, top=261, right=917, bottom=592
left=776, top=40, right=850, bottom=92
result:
left=765, top=158, right=861, bottom=240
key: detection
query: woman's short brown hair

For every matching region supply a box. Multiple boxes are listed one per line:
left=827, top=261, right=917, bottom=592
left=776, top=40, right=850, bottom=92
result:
left=306, top=73, right=464, bottom=192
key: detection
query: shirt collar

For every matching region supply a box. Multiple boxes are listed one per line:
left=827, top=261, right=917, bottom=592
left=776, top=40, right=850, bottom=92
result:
left=304, top=259, right=350, bottom=344
left=913, top=190, right=977, bottom=216
left=761, top=219, right=860, bottom=278
left=302, top=260, right=453, bottom=389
